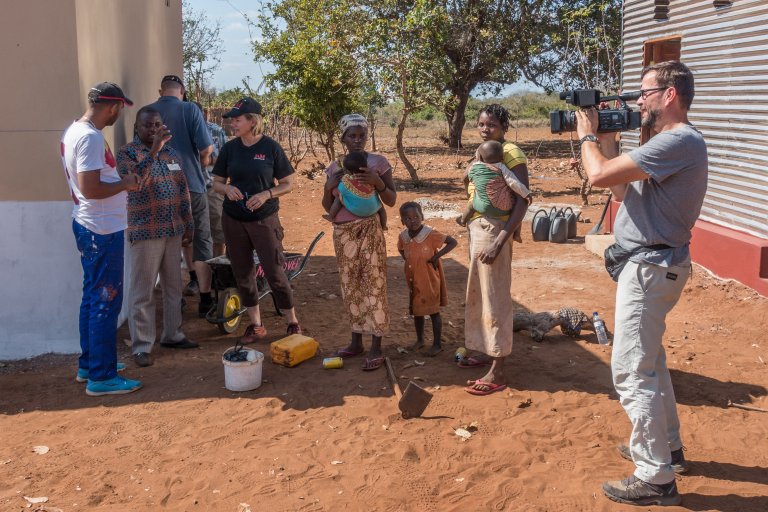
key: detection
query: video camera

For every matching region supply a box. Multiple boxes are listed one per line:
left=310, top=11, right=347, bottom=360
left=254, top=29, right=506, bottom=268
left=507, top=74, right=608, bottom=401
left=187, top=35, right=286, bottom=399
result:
left=549, top=89, right=642, bottom=134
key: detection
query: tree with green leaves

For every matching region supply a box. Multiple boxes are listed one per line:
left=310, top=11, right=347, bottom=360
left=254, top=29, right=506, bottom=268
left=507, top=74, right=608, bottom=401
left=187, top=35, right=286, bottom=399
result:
left=523, top=0, right=622, bottom=94
left=357, top=0, right=451, bottom=180
left=253, top=0, right=373, bottom=161
left=522, top=0, right=622, bottom=205
left=431, top=0, right=552, bottom=148
left=429, top=0, right=621, bottom=149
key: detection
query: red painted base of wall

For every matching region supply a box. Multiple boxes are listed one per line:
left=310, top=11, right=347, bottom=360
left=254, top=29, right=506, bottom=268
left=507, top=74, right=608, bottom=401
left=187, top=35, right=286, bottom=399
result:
left=602, top=201, right=767, bottom=296
left=690, top=221, right=768, bottom=297
left=603, top=198, right=620, bottom=234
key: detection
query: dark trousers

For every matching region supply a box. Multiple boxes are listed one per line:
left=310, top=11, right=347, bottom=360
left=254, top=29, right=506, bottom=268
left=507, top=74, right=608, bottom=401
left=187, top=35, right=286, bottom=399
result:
left=222, top=212, right=294, bottom=309
left=72, top=220, right=123, bottom=381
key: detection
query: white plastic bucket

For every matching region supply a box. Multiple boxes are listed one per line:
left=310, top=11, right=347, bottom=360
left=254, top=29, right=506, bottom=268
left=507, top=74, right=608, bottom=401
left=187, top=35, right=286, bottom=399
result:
left=222, top=347, right=264, bottom=392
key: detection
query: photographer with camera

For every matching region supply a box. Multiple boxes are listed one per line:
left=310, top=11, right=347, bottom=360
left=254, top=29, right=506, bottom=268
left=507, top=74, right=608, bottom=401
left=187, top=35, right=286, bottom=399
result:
left=575, top=61, right=708, bottom=506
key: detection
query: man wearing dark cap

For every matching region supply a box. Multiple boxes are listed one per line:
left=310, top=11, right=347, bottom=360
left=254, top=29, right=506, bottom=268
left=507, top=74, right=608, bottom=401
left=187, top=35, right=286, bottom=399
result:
left=146, top=75, right=215, bottom=317
left=61, top=82, right=143, bottom=396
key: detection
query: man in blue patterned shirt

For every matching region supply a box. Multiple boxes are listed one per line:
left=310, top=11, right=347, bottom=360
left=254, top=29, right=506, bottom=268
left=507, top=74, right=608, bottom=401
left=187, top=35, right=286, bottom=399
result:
left=117, top=107, right=199, bottom=368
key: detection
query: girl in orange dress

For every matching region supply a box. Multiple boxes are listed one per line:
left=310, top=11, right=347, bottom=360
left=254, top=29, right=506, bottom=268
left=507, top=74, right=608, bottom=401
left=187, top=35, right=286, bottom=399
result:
left=397, top=202, right=457, bottom=356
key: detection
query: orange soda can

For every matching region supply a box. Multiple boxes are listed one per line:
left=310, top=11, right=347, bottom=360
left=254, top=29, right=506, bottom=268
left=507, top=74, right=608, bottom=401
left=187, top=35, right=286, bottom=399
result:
left=323, top=357, right=344, bottom=369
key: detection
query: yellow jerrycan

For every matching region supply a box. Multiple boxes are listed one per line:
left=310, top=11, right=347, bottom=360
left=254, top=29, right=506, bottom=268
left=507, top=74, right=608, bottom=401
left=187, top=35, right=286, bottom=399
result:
left=270, top=334, right=319, bottom=367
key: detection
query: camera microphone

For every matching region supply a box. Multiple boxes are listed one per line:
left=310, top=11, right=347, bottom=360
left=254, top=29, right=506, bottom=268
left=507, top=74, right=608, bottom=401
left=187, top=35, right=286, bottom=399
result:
left=602, top=91, right=641, bottom=102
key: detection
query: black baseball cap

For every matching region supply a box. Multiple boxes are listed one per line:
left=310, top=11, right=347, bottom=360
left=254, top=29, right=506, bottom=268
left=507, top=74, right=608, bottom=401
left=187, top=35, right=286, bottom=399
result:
left=161, top=75, right=185, bottom=88
left=161, top=75, right=188, bottom=100
left=88, top=82, right=134, bottom=106
left=223, top=97, right=262, bottom=118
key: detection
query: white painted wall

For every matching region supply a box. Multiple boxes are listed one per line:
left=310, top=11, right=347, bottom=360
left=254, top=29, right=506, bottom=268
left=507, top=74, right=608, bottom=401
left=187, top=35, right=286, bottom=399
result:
left=0, top=201, right=82, bottom=359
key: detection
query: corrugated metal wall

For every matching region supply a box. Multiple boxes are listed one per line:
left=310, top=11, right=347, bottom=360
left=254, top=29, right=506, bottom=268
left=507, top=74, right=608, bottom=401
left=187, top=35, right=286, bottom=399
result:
left=622, top=0, right=768, bottom=239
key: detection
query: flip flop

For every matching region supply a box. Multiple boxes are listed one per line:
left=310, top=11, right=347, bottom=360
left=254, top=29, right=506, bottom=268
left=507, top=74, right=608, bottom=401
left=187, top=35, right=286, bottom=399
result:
left=464, top=381, right=507, bottom=396
left=457, top=357, right=492, bottom=368
left=336, top=347, right=365, bottom=359
left=362, top=357, right=385, bottom=371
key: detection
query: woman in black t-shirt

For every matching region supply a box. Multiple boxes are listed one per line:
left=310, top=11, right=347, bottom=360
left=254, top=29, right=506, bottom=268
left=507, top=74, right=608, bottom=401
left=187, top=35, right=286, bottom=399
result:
left=212, top=97, right=302, bottom=342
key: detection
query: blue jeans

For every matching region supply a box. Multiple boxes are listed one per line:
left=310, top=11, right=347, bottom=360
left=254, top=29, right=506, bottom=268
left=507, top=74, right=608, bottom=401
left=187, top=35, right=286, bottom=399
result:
left=72, top=220, right=124, bottom=381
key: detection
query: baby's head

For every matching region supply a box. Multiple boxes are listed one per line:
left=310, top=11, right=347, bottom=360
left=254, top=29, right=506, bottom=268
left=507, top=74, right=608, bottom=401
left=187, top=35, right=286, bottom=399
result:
left=476, top=140, right=504, bottom=164
left=343, top=151, right=368, bottom=173
left=399, top=201, right=424, bottom=231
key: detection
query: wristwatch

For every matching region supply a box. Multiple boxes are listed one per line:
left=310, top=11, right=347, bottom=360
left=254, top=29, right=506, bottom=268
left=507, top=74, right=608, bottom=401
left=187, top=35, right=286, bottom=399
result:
left=580, top=134, right=599, bottom=146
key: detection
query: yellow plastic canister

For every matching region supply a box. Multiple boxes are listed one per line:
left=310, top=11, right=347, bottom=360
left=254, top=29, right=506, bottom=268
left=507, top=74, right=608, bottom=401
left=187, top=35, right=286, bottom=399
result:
left=270, top=334, right=319, bottom=367
left=322, top=357, right=343, bottom=369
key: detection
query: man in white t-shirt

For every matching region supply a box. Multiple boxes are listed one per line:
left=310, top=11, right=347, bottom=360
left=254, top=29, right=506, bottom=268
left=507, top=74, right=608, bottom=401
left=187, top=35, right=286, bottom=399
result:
left=61, top=82, right=143, bottom=396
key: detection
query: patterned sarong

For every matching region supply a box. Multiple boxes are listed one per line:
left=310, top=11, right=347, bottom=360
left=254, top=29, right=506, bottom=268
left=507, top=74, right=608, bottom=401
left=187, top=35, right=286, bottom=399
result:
left=333, top=215, right=389, bottom=335
left=464, top=216, right=514, bottom=357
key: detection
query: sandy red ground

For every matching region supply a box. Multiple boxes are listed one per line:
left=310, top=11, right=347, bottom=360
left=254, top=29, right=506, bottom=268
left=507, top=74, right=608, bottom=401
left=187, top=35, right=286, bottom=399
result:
left=1, top=127, right=766, bottom=511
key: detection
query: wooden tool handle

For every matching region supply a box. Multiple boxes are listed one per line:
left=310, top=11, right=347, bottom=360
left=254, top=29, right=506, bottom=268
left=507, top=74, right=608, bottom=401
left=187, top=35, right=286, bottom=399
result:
left=384, top=357, right=403, bottom=400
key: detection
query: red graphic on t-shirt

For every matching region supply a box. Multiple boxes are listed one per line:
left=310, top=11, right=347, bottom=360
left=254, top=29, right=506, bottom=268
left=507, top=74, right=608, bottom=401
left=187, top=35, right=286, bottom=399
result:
left=104, top=144, right=116, bottom=167
left=253, top=153, right=266, bottom=160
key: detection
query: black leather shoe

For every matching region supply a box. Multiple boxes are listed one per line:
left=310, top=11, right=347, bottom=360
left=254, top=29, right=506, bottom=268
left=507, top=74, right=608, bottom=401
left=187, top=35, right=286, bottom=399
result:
left=133, top=352, right=154, bottom=367
left=198, top=300, right=215, bottom=318
left=160, top=338, right=199, bottom=349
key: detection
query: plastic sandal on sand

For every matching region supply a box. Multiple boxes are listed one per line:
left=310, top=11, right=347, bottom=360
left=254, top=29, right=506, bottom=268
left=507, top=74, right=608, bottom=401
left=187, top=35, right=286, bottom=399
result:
left=362, top=357, right=385, bottom=371
left=335, top=347, right=365, bottom=359
left=464, top=381, right=507, bottom=396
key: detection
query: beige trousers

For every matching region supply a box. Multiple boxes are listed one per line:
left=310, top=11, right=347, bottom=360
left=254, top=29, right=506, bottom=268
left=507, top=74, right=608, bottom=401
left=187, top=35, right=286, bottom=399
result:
left=127, top=235, right=185, bottom=354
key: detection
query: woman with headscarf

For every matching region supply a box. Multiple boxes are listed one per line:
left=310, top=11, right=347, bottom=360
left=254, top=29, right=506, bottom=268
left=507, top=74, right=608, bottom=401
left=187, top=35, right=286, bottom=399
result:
left=322, top=114, right=397, bottom=371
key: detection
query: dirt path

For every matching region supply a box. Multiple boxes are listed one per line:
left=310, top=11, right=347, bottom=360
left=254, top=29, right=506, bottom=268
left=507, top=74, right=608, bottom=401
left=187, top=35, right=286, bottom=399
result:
left=1, top=128, right=766, bottom=511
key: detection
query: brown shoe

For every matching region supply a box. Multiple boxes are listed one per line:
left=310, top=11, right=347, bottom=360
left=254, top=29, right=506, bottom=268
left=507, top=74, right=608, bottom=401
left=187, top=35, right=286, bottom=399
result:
left=241, top=324, right=267, bottom=344
left=286, top=323, right=302, bottom=335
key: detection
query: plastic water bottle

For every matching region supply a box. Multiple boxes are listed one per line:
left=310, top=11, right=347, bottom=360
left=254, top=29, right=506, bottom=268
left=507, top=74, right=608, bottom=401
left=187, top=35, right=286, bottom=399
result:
left=593, top=312, right=610, bottom=345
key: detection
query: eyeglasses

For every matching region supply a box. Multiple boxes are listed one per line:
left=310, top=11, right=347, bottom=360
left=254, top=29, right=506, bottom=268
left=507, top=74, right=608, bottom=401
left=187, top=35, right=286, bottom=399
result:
left=639, top=87, right=668, bottom=99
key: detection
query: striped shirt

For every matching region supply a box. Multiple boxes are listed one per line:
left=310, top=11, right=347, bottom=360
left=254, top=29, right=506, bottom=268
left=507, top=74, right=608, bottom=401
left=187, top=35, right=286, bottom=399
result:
left=116, top=138, right=194, bottom=243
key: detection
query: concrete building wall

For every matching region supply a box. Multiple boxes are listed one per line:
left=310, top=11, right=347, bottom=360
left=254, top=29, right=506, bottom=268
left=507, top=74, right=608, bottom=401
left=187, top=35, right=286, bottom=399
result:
left=0, top=0, right=182, bottom=359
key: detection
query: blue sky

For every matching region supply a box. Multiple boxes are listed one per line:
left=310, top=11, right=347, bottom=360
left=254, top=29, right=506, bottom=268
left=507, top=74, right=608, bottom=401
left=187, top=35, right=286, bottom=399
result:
left=186, top=0, right=539, bottom=95
left=186, top=0, right=272, bottom=91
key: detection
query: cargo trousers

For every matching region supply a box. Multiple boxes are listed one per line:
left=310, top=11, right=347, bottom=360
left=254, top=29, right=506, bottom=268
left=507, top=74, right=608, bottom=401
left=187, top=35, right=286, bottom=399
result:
left=611, top=259, right=690, bottom=485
